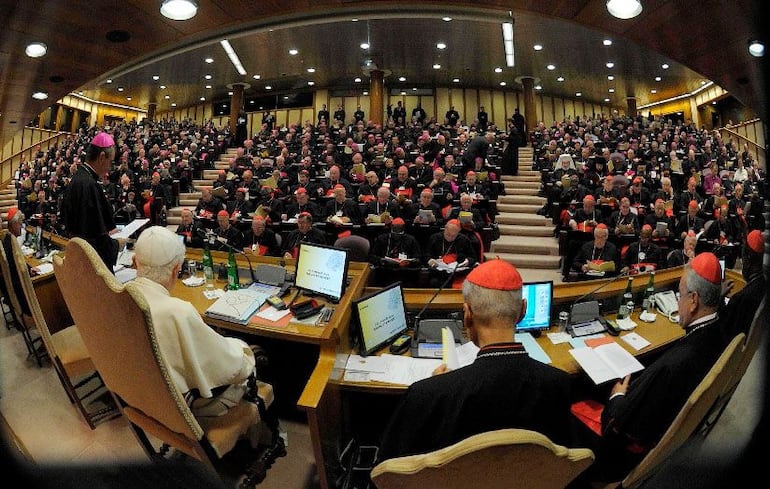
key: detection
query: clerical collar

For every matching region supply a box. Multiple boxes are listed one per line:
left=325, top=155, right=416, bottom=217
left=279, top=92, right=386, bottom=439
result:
left=684, top=312, right=719, bottom=337
left=80, top=162, right=99, bottom=180
left=476, top=342, right=527, bottom=359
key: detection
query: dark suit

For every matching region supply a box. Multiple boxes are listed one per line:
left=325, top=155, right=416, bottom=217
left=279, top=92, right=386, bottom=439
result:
left=379, top=343, right=572, bottom=461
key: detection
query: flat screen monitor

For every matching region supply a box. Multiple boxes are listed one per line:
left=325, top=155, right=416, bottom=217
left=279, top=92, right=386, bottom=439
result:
left=295, top=242, right=349, bottom=302
left=353, top=282, right=409, bottom=356
left=518, top=281, right=553, bottom=333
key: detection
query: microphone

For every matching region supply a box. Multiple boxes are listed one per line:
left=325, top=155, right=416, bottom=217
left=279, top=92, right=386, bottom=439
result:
left=196, top=228, right=256, bottom=283
left=413, top=261, right=462, bottom=331
left=571, top=269, right=631, bottom=308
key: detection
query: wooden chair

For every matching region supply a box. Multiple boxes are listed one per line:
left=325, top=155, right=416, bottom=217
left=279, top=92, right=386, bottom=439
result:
left=0, top=231, right=45, bottom=364
left=370, top=428, right=595, bottom=489
left=53, top=237, right=281, bottom=486
left=609, top=332, right=746, bottom=489
left=699, top=296, right=767, bottom=436
left=5, top=230, right=118, bottom=428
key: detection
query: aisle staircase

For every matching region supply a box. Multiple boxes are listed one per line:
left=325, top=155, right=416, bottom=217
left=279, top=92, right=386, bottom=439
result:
left=485, top=146, right=562, bottom=283
left=1, top=184, right=17, bottom=229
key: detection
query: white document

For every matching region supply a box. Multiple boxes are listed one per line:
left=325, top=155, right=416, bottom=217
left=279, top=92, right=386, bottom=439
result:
left=112, top=219, right=149, bottom=240
left=205, top=288, right=269, bottom=324
left=569, top=342, right=645, bottom=385
left=114, top=267, right=137, bottom=284
left=369, top=355, right=442, bottom=386
left=442, top=327, right=460, bottom=370
left=456, top=341, right=479, bottom=368
left=345, top=355, right=387, bottom=374
left=515, top=332, right=552, bottom=364
left=32, top=263, right=54, bottom=275
left=255, top=307, right=291, bottom=322
left=621, top=332, right=651, bottom=351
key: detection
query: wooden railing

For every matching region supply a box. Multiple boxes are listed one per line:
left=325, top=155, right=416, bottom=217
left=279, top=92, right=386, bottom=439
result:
left=1, top=129, right=75, bottom=187
left=716, top=119, right=766, bottom=171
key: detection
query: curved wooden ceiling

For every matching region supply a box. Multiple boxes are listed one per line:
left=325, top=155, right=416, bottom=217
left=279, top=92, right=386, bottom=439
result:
left=0, top=1, right=765, bottom=143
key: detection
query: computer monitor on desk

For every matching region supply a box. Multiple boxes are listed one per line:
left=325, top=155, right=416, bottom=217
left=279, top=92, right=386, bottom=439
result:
left=517, top=281, right=553, bottom=335
left=353, top=282, right=409, bottom=356
left=295, top=242, right=349, bottom=302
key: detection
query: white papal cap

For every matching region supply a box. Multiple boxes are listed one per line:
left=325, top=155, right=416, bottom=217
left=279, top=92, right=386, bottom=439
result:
left=134, top=226, right=185, bottom=267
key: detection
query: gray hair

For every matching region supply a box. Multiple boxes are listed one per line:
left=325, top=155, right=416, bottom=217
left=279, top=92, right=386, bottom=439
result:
left=462, top=280, right=523, bottom=325
left=683, top=266, right=721, bottom=308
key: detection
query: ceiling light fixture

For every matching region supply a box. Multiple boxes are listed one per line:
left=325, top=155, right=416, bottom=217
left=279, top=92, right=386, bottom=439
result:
left=307, top=67, right=316, bottom=73
left=534, top=85, right=542, bottom=90
left=494, top=67, right=503, bottom=73
left=200, top=97, right=205, bottom=101
left=354, top=77, right=362, bottom=83
left=502, top=21, right=515, bottom=67
left=25, top=42, right=47, bottom=58
left=160, top=85, right=166, bottom=89
left=265, top=85, right=272, bottom=90
left=655, top=76, right=662, bottom=81
left=546, top=64, right=555, bottom=70
left=533, top=44, right=543, bottom=51
left=606, top=62, right=615, bottom=68
left=606, top=0, right=642, bottom=19
left=363, top=91, right=369, bottom=95
left=452, top=78, right=460, bottom=83
left=500, top=81, right=507, bottom=86
left=437, top=42, right=446, bottom=50
left=748, top=40, right=765, bottom=57
left=557, top=76, right=564, bottom=82
left=308, top=81, right=315, bottom=86
left=398, top=76, right=406, bottom=82
left=205, top=57, right=214, bottom=63
left=205, top=85, right=212, bottom=89
left=661, top=63, right=669, bottom=69
left=607, top=75, right=615, bottom=80
left=288, top=48, right=298, bottom=55
left=32, top=91, right=49, bottom=100
left=171, top=103, right=177, bottom=107
left=220, top=40, right=246, bottom=75
left=576, top=92, right=582, bottom=97
left=253, top=74, right=261, bottom=80
left=603, top=39, right=613, bottom=46
left=160, top=0, right=198, bottom=21
left=152, top=75, right=160, bottom=81
left=360, top=42, right=370, bottom=50
left=442, top=17, right=452, bottom=22
left=605, top=98, right=610, bottom=102
left=433, top=64, right=441, bottom=69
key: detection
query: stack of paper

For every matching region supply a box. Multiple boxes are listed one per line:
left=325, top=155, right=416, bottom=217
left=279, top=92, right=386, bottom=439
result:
left=205, top=288, right=270, bottom=324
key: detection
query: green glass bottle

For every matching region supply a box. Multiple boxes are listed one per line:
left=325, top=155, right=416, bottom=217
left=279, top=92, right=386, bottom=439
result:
left=622, top=276, right=634, bottom=312
left=643, top=271, right=656, bottom=312
left=227, top=248, right=239, bottom=290
left=202, top=243, right=214, bottom=286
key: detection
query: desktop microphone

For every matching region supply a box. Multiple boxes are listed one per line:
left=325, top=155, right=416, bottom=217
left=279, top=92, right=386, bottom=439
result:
left=570, top=269, right=631, bottom=308
left=412, top=260, right=463, bottom=331
left=197, top=228, right=256, bottom=282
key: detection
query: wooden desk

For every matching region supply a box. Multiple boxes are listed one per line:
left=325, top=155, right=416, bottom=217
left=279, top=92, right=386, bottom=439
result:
left=300, top=266, right=747, bottom=488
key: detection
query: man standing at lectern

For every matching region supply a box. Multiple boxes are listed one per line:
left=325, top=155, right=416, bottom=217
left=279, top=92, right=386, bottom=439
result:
left=61, top=131, right=122, bottom=271
left=378, top=259, right=572, bottom=461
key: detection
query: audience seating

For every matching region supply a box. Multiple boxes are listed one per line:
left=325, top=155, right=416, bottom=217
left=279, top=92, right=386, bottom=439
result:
left=370, top=428, right=594, bottom=489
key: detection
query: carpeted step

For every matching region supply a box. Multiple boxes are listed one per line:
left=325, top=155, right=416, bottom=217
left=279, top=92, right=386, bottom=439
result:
left=496, top=213, right=551, bottom=226
left=501, top=174, right=541, bottom=183
left=503, top=180, right=540, bottom=190
left=496, top=203, right=542, bottom=214
left=167, top=216, right=182, bottom=226
left=497, top=195, right=545, bottom=205
left=483, top=252, right=561, bottom=270
left=497, top=224, right=554, bottom=237
left=178, top=199, right=198, bottom=207
left=193, top=179, right=216, bottom=187
left=490, top=236, right=559, bottom=256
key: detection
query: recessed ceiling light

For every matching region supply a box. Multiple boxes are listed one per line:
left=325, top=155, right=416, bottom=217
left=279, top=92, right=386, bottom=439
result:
left=533, top=44, right=543, bottom=51
left=164, top=95, right=170, bottom=99
left=452, top=78, right=460, bottom=83
left=171, top=103, right=177, bottom=107
left=228, top=92, right=232, bottom=96
left=534, top=85, right=542, bottom=90
left=399, top=76, right=406, bottom=82
left=546, top=64, right=556, bottom=70
left=204, top=74, right=212, bottom=80
left=606, top=0, right=643, bottom=19
left=205, top=85, right=212, bottom=89
left=152, top=75, right=160, bottom=81
left=126, top=96, right=132, bottom=101
left=605, top=98, right=610, bottom=102
left=200, top=97, right=206, bottom=101
left=576, top=92, right=582, bottom=97
left=400, top=91, right=406, bottom=95
left=748, top=40, right=765, bottom=57
left=412, top=87, right=417, bottom=91
left=651, top=89, right=657, bottom=94
left=661, top=63, right=669, bottom=69
left=442, top=17, right=452, bottom=22
left=655, top=76, right=662, bottom=81
left=288, top=49, right=298, bottom=55
left=117, top=87, right=124, bottom=92
left=78, top=91, right=83, bottom=95
left=265, top=85, right=272, bottom=90
left=32, top=91, right=49, bottom=100
left=603, top=39, right=613, bottom=46
left=25, top=42, right=47, bottom=58
left=606, top=62, right=615, bottom=68
left=360, top=42, right=370, bottom=50
left=701, top=80, right=707, bottom=85
left=307, top=67, right=316, bottom=73
left=205, top=57, right=214, bottom=63
left=609, top=88, right=615, bottom=93
left=106, top=79, right=112, bottom=84
left=494, top=67, right=503, bottom=73
left=433, top=64, right=441, bottom=69
left=160, top=0, right=199, bottom=21
left=607, top=75, right=615, bottom=81
left=160, top=85, right=166, bottom=89
left=308, top=81, right=315, bottom=86
left=557, top=76, right=564, bottom=82
left=500, top=81, right=507, bottom=86
left=253, top=74, right=261, bottom=80
left=712, top=101, right=717, bottom=105
left=437, top=42, right=447, bottom=50
left=354, top=77, right=362, bottom=83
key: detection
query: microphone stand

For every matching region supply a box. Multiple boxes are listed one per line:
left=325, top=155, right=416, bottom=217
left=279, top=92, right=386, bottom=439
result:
left=569, top=269, right=632, bottom=312
left=413, top=261, right=462, bottom=331
left=197, top=228, right=256, bottom=283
